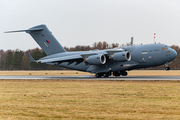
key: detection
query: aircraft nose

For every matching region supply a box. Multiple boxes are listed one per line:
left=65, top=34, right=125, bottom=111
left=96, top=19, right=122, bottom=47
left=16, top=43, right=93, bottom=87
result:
left=171, top=49, right=177, bottom=60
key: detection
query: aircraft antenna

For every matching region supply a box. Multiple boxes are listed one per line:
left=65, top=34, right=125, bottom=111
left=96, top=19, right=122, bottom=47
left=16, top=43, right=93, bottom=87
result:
left=154, top=33, right=156, bottom=44
left=131, top=37, right=133, bottom=45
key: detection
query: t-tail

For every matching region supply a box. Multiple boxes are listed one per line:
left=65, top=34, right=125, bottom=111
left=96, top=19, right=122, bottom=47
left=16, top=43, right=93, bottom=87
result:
left=5, top=24, right=66, bottom=55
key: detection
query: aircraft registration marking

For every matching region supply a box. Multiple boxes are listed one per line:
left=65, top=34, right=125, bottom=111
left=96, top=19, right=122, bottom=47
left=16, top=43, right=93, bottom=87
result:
left=44, top=42, right=48, bottom=47
left=142, top=51, right=148, bottom=54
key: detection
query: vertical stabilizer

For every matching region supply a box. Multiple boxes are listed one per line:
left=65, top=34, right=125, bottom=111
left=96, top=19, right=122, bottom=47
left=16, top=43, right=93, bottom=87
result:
left=5, top=24, right=66, bottom=55
left=27, top=25, right=66, bottom=55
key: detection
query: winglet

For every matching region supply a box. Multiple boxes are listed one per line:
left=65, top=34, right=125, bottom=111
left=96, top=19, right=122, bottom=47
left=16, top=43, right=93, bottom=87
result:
left=26, top=52, right=36, bottom=62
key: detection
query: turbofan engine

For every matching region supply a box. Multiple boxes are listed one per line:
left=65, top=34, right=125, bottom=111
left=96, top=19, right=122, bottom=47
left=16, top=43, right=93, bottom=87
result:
left=84, top=54, right=106, bottom=65
left=109, top=51, right=131, bottom=62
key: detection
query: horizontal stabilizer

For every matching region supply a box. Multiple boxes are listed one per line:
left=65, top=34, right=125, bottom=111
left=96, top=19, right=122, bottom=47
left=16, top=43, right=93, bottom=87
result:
left=5, top=28, right=43, bottom=33
left=26, top=52, right=36, bottom=62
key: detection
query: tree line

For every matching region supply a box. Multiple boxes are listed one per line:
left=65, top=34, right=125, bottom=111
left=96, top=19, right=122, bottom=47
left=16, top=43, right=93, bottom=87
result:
left=0, top=41, right=179, bottom=70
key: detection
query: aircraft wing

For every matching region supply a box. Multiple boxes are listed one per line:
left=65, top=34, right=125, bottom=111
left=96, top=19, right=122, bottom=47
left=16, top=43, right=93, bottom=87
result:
left=26, top=52, right=84, bottom=65
left=38, top=55, right=83, bottom=64
left=27, top=49, right=126, bottom=65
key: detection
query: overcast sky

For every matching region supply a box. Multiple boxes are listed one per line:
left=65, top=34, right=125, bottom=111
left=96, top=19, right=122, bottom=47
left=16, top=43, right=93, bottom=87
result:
left=1, top=0, right=180, bottom=51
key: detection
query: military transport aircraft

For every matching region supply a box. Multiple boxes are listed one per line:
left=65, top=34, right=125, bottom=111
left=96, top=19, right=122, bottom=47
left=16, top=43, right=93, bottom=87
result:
left=6, top=24, right=177, bottom=77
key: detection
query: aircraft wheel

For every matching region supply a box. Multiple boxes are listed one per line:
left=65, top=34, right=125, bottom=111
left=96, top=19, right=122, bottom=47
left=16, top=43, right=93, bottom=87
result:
left=113, top=72, right=120, bottom=77
left=121, top=71, right=128, bottom=76
left=103, top=72, right=109, bottom=78
left=95, top=73, right=102, bottom=78
left=165, top=67, right=170, bottom=71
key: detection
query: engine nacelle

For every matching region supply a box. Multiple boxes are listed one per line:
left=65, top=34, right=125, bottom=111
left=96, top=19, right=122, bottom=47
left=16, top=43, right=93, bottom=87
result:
left=109, top=52, right=131, bottom=62
left=84, top=54, right=106, bottom=65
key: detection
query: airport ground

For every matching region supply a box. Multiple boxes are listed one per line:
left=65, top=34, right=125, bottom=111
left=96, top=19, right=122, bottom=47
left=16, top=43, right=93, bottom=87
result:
left=0, top=70, right=180, bottom=76
left=0, top=70, right=180, bottom=119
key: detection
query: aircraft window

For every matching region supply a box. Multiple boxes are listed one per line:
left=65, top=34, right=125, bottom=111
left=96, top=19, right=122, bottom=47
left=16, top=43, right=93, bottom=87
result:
left=162, top=47, right=165, bottom=51
left=165, top=47, right=168, bottom=50
left=167, top=51, right=170, bottom=53
left=168, top=46, right=172, bottom=49
left=141, top=51, right=148, bottom=54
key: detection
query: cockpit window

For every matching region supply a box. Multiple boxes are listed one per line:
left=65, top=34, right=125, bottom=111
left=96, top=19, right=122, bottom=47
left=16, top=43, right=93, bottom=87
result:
left=168, top=46, right=172, bottom=49
left=162, top=46, right=172, bottom=51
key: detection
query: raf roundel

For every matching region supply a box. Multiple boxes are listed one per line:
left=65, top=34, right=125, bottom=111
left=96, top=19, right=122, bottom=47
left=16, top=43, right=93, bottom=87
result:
left=46, top=40, right=50, bottom=43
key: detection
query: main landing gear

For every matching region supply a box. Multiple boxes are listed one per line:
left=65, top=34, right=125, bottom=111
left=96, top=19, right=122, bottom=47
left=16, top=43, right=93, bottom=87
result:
left=95, top=72, right=111, bottom=78
left=95, top=71, right=128, bottom=78
left=165, top=63, right=170, bottom=71
left=113, top=71, right=127, bottom=77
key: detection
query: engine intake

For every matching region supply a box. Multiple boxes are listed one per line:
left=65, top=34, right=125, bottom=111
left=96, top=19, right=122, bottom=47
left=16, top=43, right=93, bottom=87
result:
left=84, top=54, right=106, bottom=65
left=109, top=51, right=131, bottom=62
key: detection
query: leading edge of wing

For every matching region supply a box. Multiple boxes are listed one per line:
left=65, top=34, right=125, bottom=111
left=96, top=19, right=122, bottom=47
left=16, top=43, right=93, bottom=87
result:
left=38, top=55, right=83, bottom=63
left=38, top=49, right=124, bottom=63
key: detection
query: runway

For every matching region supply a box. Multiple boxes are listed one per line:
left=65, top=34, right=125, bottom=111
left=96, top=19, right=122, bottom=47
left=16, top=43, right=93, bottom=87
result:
left=0, top=75, right=180, bottom=81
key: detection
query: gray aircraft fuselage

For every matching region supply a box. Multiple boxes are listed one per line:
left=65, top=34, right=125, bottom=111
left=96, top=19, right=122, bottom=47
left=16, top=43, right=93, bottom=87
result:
left=43, top=43, right=177, bottom=74
left=6, top=24, right=177, bottom=77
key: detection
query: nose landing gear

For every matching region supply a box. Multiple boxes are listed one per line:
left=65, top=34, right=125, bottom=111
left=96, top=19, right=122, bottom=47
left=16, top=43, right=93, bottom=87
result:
left=165, top=63, right=170, bottom=71
left=165, top=66, right=170, bottom=70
